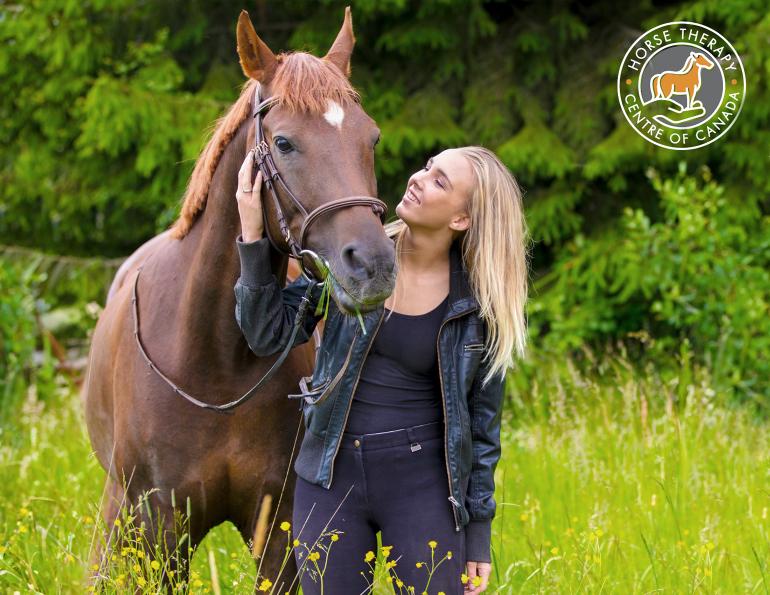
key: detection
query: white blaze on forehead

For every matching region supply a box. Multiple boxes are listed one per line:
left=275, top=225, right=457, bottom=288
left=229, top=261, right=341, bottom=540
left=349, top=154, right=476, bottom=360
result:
left=323, top=100, right=345, bottom=129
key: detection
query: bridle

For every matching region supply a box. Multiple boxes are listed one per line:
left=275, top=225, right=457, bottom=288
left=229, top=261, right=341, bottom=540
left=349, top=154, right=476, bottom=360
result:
left=130, top=83, right=388, bottom=413
left=250, top=84, right=388, bottom=282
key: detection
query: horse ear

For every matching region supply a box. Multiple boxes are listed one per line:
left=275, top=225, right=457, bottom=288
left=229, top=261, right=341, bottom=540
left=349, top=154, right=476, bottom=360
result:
left=236, top=10, right=278, bottom=83
left=323, top=6, right=355, bottom=78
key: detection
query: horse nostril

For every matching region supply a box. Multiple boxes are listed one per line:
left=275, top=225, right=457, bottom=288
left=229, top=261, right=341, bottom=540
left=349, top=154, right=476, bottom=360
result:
left=341, top=242, right=376, bottom=280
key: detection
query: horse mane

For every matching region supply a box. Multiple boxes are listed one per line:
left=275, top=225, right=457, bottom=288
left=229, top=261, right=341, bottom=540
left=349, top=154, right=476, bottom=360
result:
left=678, top=54, right=696, bottom=73
left=169, top=52, right=361, bottom=240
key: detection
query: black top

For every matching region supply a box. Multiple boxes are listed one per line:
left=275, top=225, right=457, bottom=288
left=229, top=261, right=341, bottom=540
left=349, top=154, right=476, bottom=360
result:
left=344, top=294, right=449, bottom=434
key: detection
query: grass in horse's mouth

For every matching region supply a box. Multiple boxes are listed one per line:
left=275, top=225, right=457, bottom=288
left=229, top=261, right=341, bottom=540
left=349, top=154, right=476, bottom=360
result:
left=313, top=268, right=367, bottom=336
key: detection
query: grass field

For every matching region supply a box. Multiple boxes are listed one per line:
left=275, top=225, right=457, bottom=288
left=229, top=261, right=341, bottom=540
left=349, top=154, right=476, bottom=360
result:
left=1, top=350, right=769, bottom=593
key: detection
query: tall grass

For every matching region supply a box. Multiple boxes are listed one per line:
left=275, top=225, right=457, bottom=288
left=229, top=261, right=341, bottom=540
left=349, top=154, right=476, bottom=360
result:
left=1, top=347, right=768, bottom=593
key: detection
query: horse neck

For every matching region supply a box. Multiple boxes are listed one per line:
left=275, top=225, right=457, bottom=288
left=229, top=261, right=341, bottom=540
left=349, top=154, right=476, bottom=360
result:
left=177, top=122, right=287, bottom=362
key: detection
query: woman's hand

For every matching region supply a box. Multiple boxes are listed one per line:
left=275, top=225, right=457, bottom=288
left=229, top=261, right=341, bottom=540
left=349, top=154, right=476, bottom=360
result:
left=236, top=149, right=265, bottom=243
left=464, top=560, right=491, bottom=594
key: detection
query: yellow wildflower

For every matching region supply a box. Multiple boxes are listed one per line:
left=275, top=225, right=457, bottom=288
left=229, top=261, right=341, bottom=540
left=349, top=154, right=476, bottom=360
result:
left=133, top=564, right=141, bottom=572
left=114, top=518, right=121, bottom=527
left=258, top=578, right=272, bottom=592
left=381, top=545, right=393, bottom=558
left=416, top=562, right=422, bottom=568
left=309, top=551, right=320, bottom=562
left=292, top=539, right=300, bottom=547
left=428, top=540, right=437, bottom=549
left=520, top=513, right=528, bottom=521
left=280, top=521, right=291, bottom=532
left=193, top=579, right=203, bottom=588
left=151, top=560, right=160, bottom=570
left=386, top=560, right=396, bottom=569
left=137, top=577, right=146, bottom=587
left=461, top=573, right=469, bottom=584
left=396, top=579, right=404, bottom=587
left=447, top=551, right=453, bottom=559
left=331, top=534, right=339, bottom=542
left=472, top=576, right=482, bottom=587
left=551, top=547, right=559, bottom=555
left=365, top=550, right=375, bottom=562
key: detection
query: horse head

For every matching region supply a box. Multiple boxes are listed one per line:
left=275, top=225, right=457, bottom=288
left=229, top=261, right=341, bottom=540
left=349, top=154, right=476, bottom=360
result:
left=692, top=52, right=715, bottom=70
left=236, top=8, right=396, bottom=315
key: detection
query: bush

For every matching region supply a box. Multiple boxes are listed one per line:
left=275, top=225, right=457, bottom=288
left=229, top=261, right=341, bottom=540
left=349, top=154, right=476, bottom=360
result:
left=530, top=164, right=770, bottom=406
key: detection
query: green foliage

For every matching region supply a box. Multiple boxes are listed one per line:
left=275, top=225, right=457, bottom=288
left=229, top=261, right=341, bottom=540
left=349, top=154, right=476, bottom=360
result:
left=0, top=259, right=57, bottom=426
left=0, top=0, right=768, bottom=404
left=530, top=164, right=770, bottom=403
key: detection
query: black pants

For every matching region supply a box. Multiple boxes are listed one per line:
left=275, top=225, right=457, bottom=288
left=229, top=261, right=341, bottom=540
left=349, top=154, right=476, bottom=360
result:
left=292, top=420, right=466, bottom=595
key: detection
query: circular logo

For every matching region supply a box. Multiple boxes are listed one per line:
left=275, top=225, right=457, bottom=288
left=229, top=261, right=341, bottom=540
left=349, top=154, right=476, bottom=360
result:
left=617, top=21, right=746, bottom=150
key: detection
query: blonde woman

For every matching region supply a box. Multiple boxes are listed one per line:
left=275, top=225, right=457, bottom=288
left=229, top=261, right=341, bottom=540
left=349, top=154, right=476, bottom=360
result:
left=234, top=146, right=529, bottom=594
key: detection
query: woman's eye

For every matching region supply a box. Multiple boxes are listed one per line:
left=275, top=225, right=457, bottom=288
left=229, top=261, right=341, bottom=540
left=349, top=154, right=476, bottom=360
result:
left=434, top=179, right=444, bottom=189
left=274, top=136, right=293, bottom=153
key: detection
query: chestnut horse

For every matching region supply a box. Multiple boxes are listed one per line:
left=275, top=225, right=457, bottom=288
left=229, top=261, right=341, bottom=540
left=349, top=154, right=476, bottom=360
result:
left=650, top=52, right=715, bottom=108
left=82, top=8, right=395, bottom=589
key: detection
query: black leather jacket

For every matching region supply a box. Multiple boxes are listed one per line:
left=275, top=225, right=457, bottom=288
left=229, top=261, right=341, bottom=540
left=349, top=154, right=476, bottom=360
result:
left=234, top=234, right=506, bottom=563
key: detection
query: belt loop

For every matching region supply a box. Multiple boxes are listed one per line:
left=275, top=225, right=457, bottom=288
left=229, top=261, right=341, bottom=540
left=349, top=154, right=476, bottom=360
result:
left=405, top=426, right=422, bottom=452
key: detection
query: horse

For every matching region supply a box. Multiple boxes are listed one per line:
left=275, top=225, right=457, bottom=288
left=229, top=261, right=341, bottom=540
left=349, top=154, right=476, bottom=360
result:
left=650, top=51, right=715, bottom=109
left=81, top=7, right=396, bottom=590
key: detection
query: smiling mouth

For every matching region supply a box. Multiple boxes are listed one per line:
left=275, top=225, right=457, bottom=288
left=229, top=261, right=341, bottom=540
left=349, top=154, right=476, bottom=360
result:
left=404, top=187, right=420, bottom=205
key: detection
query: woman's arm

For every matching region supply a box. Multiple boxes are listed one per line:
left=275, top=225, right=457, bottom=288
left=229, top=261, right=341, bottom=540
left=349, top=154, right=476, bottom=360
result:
left=464, top=351, right=506, bottom=565
left=234, top=234, right=327, bottom=357
left=233, top=149, right=326, bottom=357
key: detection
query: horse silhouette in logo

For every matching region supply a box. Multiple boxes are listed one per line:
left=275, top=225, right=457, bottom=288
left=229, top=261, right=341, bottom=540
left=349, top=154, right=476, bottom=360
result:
left=646, top=52, right=715, bottom=125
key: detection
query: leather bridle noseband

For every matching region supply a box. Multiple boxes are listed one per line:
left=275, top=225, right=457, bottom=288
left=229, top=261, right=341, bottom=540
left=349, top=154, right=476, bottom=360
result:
left=130, top=83, right=388, bottom=413
left=250, top=84, right=388, bottom=282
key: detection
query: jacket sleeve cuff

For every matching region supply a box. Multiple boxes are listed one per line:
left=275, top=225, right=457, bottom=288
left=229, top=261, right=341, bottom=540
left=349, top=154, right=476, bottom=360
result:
left=236, top=234, right=274, bottom=288
left=465, top=519, right=492, bottom=563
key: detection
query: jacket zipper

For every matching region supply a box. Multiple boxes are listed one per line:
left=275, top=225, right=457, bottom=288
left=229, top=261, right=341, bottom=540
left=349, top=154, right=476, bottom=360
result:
left=325, top=308, right=386, bottom=489
left=437, top=311, right=469, bottom=533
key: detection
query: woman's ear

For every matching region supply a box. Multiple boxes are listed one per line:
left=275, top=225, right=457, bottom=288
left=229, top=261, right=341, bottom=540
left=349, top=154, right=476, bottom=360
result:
left=449, top=213, right=471, bottom=238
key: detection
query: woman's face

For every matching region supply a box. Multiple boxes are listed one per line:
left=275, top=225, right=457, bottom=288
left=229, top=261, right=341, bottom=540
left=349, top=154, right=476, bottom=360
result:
left=395, top=149, right=474, bottom=236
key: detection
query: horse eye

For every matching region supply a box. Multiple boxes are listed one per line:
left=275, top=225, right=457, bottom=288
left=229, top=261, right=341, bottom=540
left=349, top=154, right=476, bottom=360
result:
left=274, top=136, right=293, bottom=153
left=373, top=134, right=381, bottom=148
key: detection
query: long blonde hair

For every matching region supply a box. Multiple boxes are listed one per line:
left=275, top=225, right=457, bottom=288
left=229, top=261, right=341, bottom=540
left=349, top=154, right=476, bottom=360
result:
left=383, top=147, right=531, bottom=388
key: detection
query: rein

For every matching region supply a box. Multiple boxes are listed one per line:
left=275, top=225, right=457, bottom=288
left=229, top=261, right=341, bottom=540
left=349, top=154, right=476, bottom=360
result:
left=130, top=83, right=388, bottom=414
